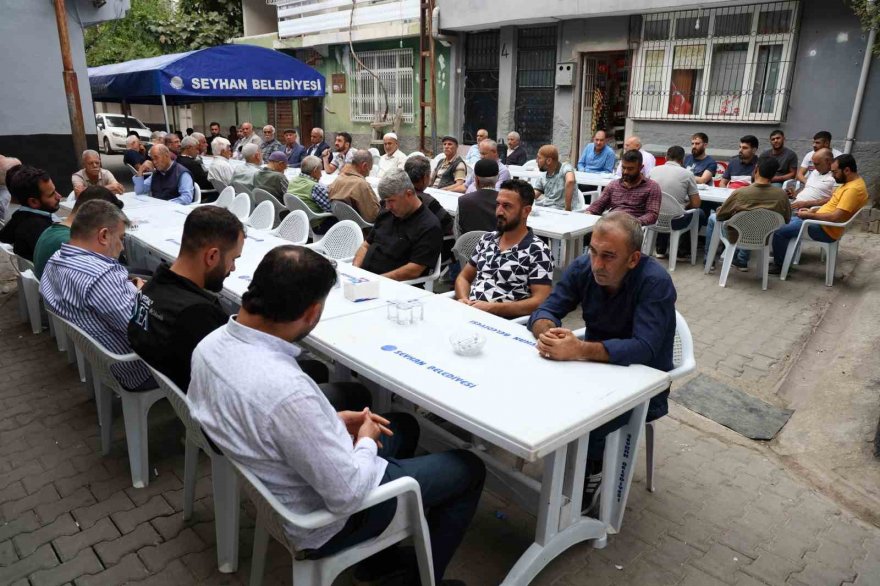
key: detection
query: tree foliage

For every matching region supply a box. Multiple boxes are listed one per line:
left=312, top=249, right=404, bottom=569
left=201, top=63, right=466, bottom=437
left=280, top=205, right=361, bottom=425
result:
left=850, top=0, right=880, bottom=55
left=85, top=0, right=243, bottom=67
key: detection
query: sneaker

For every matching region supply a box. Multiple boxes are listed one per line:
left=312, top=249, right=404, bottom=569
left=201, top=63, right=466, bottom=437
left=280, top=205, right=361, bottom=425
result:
left=732, top=259, right=748, bottom=272
left=654, top=252, right=668, bottom=259
left=582, top=472, right=603, bottom=515
left=768, top=263, right=783, bottom=275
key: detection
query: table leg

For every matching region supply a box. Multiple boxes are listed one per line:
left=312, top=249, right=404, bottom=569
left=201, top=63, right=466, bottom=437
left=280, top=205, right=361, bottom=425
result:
left=596, top=401, right=648, bottom=537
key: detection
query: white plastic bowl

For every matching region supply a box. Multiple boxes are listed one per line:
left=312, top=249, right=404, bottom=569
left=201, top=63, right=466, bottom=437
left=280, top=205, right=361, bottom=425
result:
left=449, top=330, right=486, bottom=356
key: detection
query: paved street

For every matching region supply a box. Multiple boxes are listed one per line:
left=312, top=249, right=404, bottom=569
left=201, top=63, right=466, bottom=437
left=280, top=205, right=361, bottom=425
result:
left=0, top=227, right=878, bottom=585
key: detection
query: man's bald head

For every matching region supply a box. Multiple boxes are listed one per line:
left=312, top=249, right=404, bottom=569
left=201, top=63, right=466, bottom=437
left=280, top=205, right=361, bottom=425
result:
left=624, top=136, right=643, bottom=151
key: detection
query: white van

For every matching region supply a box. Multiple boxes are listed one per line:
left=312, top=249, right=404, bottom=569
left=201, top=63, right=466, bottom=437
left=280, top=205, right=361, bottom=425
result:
left=96, top=113, right=152, bottom=154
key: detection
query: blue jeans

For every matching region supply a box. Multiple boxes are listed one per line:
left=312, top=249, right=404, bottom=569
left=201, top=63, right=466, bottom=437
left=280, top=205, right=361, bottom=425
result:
left=704, top=213, right=750, bottom=266
left=771, top=217, right=837, bottom=265
left=311, top=413, right=486, bottom=579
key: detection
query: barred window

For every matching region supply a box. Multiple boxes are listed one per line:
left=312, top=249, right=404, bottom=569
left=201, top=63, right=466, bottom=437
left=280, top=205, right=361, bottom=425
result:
left=349, top=49, right=415, bottom=124
left=630, top=2, right=799, bottom=122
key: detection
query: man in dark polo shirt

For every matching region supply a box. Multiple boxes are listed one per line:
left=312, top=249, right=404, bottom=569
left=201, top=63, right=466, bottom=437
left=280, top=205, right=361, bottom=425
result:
left=353, top=168, right=442, bottom=281
left=0, top=165, right=61, bottom=261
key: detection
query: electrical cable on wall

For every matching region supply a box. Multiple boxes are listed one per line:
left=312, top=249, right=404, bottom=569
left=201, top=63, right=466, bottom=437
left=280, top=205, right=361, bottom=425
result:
left=348, top=0, right=389, bottom=120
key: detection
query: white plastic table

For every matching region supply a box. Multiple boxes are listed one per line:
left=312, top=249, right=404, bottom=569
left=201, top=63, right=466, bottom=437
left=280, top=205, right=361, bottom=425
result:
left=698, top=185, right=733, bottom=203
left=508, top=168, right=614, bottom=201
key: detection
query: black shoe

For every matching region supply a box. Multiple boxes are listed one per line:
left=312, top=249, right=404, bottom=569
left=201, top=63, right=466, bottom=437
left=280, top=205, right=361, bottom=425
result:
left=582, top=471, right=602, bottom=516
left=768, top=263, right=783, bottom=275
left=732, top=259, right=748, bottom=272
left=353, top=547, right=415, bottom=585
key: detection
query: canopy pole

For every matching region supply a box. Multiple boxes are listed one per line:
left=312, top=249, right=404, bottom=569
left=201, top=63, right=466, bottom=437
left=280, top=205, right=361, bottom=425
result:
left=161, top=95, right=170, bottom=132
left=123, top=99, right=130, bottom=135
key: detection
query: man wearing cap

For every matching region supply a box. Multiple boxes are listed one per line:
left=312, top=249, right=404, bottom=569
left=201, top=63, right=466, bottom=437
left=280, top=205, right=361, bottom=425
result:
left=254, top=151, right=290, bottom=200
left=462, top=139, right=510, bottom=194
left=457, top=159, right=500, bottom=235
left=282, top=129, right=305, bottom=168
left=378, top=133, right=408, bottom=179
left=429, top=136, right=467, bottom=191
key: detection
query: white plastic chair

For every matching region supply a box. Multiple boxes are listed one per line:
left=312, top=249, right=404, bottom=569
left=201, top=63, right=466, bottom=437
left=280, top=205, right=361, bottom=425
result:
left=368, top=147, right=381, bottom=176
left=330, top=200, right=374, bottom=230
left=51, top=313, right=165, bottom=488
left=191, top=183, right=202, bottom=205
left=704, top=209, right=785, bottom=291
left=230, top=457, right=434, bottom=586
left=270, top=210, right=309, bottom=245
left=308, top=220, right=363, bottom=262
left=284, top=193, right=334, bottom=242
left=406, top=151, right=425, bottom=159
left=431, top=153, right=445, bottom=173
left=247, top=201, right=275, bottom=231
left=16, top=261, right=43, bottom=335
left=642, top=193, right=700, bottom=271
left=523, top=159, right=538, bottom=171
left=779, top=207, right=866, bottom=287
left=229, top=193, right=252, bottom=221
left=402, top=254, right=443, bottom=292
left=253, top=188, right=285, bottom=228
left=451, top=230, right=487, bottom=268
left=210, top=178, right=229, bottom=194
left=146, top=366, right=240, bottom=573
left=213, top=186, right=235, bottom=209
left=66, top=190, right=76, bottom=203
left=573, top=310, right=695, bottom=492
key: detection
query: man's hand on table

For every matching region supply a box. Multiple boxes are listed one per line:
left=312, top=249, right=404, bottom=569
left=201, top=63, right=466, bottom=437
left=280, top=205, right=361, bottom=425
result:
left=537, top=328, right=585, bottom=361
left=530, top=318, right=557, bottom=339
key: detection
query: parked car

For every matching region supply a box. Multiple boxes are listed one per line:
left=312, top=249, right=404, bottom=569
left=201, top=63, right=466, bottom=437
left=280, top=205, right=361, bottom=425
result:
left=96, top=113, right=152, bottom=154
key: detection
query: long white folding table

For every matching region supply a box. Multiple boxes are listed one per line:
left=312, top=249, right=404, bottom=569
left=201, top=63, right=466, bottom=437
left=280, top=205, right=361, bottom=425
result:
left=698, top=185, right=733, bottom=203
left=508, top=167, right=615, bottom=201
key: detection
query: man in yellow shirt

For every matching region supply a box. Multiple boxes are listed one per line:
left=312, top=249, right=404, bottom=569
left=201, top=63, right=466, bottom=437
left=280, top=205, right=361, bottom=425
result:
left=770, top=154, right=867, bottom=273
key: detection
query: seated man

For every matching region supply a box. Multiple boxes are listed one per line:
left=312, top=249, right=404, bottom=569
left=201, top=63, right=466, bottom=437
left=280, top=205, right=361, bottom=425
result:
left=456, top=159, right=499, bottom=235
left=760, top=129, right=798, bottom=185
left=176, top=136, right=212, bottom=191
left=788, top=148, right=836, bottom=210
left=229, top=143, right=262, bottom=191
left=207, top=137, right=234, bottom=187
left=465, top=128, right=488, bottom=166
left=455, top=179, right=552, bottom=318
left=303, top=127, right=331, bottom=167
left=613, top=136, right=656, bottom=178
left=0, top=165, right=61, bottom=260
left=282, top=128, right=305, bottom=168
left=328, top=150, right=380, bottom=223
left=188, top=246, right=485, bottom=584
left=208, top=122, right=223, bottom=150
left=797, top=131, right=842, bottom=184
left=720, top=135, right=759, bottom=188
left=461, top=139, right=510, bottom=194
left=577, top=129, right=616, bottom=174
left=0, top=155, right=22, bottom=222
left=377, top=132, right=408, bottom=178
left=134, top=144, right=194, bottom=205
left=705, top=157, right=790, bottom=271
left=771, top=154, right=868, bottom=274
left=72, top=150, right=124, bottom=196
left=534, top=145, right=581, bottom=211
left=650, top=145, right=702, bottom=257
left=323, top=131, right=354, bottom=174
left=528, top=211, right=676, bottom=511
left=683, top=132, right=717, bottom=185
left=40, top=200, right=154, bottom=391
left=123, top=136, right=149, bottom=173
left=164, top=133, right=181, bottom=159
left=33, top=185, right=122, bottom=278
left=504, top=131, right=527, bottom=167
left=429, top=136, right=467, bottom=191
left=353, top=169, right=442, bottom=281
left=403, top=155, right=453, bottom=236
left=288, top=155, right=336, bottom=234
left=254, top=152, right=290, bottom=200
left=191, top=132, right=209, bottom=156
left=586, top=150, right=661, bottom=226
left=260, top=125, right=285, bottom=161
left=232, top=122, right=261, bottom=159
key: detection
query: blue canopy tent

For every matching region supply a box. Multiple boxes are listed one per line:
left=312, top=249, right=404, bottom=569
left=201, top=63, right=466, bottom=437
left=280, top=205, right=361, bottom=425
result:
left=89, top=44, right=325, bottom=131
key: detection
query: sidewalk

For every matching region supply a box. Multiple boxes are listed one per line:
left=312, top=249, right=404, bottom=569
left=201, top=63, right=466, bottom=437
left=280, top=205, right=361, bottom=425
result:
left=0, top=228, right=878, bottom=585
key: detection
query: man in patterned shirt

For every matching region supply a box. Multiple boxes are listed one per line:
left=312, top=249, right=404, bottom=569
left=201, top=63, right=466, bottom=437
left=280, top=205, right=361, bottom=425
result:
left=454, top=179, right=553, bottom=318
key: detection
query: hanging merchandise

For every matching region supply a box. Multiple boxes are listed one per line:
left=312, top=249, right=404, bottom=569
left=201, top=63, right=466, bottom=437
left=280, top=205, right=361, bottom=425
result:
left=591, top=87, right=608, bottom=136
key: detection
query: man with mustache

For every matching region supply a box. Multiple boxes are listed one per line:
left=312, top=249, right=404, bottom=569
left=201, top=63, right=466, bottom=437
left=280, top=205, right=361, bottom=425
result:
left=683, top=132, right=717, bottom=185
left=585, top=150, right=661, bottom=226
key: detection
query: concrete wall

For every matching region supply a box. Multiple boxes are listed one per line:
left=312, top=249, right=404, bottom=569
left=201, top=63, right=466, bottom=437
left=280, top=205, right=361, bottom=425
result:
left=242, top=0, right=278, bottom=37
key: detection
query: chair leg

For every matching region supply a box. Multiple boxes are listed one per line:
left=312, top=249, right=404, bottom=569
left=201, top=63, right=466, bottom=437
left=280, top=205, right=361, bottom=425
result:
left=668, top=231, right=680, bottom=271
left=780, top=238, right=798, bottom=281
left=793, top=243, right=802, bottom=265
left=212, top=455, right=241, bottom=574
left=690, top=221, right=699, bottom=265
left=77, top=349, right=89, bottom=384
left=249, top=518, right=270, bottom=586
left=825, top=242, right=838, bottom=287
left=182, top=433, right=199, bottom=520
left=95, top=381, right=114, bottom=456
left=17, top=279, right=28, bottom=322
left=25, top=285, right=41, bottom=335
left=645, top=421, right=655, bottom=493
left=719, top=244, right=736, bottom=287
left=120, top=391, right=153, bottom=488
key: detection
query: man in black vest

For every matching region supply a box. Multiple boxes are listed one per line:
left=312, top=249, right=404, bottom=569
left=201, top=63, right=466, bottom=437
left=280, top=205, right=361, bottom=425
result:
left=303, top=127, right=331, bottom=170
left=177, top=136, right=212, bottom=192
left=429, top=136, right=467, bottom=191
left=134, top=144, right=194, bottom=205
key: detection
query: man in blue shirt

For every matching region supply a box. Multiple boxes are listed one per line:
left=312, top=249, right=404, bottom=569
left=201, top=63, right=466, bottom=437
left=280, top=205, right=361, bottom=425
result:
left=528, top=211, right=676, bottom=513
left=720, top=135, right=759, bottom=187
left=577, top=129, right=616, bottom=173
left=683, top=132, right=717, bottom=184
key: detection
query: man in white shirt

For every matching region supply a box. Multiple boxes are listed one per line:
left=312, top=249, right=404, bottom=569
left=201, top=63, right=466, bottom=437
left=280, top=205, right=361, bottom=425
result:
left=207, top=137, right=234, bottom=186
left=797, top=131, right=842, bottom=184
left=230, top=143, right=261, bottom=191
left=649, top=146, right=703, bottom=257
left=189, top=246, right=485, bottom=585
left=614, top=135, right=655, bottom=178
left=464, top=128, right=488, bottom=166
left=377, top=132, right=408, bottom=178
left=789, top=148, right=837, bottom=210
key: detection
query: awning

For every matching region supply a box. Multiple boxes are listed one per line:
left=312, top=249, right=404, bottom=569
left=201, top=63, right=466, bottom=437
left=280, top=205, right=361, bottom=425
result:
left=89, top=44, right=325, bottom=104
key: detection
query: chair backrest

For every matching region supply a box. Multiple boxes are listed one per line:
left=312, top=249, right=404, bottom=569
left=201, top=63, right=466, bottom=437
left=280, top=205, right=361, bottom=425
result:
left=248, top=200, right=275, bottom=231
left=213, top=185, right=235, bottom=209
left=331, top=200, right=373, bottom=229
left=368, top=147, right=381, bottom=173
left=253, top=188, right=286, bottom=227
left=430, top=153, right=445, bottom=172
left=231, top=180, right=252, bottom=198
left=50, top=311, right=133, bottom=392
left=724, top=208, right=785, bottom=248
left=229, top=193, right=251, bottom=221
left=210, top=178, right=229, bottom=194
left=670, top=310, right=696, bottom=379
left=312, top=220, right=363, bottom=260
left=126, top=163, right=139, bottom=177
left=272, top=210, right=309, bottom=244
left=146, top=365, right=213, bottom=454
left=191, top=182, right=201, bottom=205
left=283, top=192, right=324, bottom=221
left=452, top=231, right=487, bottom=268
left=653, top=192, right=687, bottom=231
left=523, top=159, right=538, bottom=171
left=66, top=191, right=76, bottom=203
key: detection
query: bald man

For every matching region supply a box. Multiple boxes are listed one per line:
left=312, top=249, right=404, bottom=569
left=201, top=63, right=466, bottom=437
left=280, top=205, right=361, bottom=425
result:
left=233, top=122, right=261, bottom=159
left=614, top=136, right=656, bottom=179
left=788, top=148, right=837, bottom=210
left=465, top=128, right=489, bottom=166
left=534, top=145, right=582, bottom=211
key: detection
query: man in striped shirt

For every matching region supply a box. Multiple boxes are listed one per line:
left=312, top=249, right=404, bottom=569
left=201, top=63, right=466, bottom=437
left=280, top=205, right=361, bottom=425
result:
left=40, top=200, right=155, bottom=391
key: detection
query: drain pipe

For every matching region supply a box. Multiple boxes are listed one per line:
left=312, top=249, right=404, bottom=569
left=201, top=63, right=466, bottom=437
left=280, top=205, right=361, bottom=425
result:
left=845, top=1, right=877, bottom=154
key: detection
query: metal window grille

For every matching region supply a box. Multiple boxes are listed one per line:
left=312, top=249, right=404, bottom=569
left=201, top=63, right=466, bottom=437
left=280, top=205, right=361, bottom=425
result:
left=349, top=49, right=415, bottom=124
left=629, top=1, right=799, bottom=122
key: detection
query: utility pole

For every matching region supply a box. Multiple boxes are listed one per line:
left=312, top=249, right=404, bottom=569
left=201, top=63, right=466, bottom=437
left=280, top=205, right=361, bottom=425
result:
left=52, top=0, right=88, bottom=160
left=418, top=0, right=437, bottom=156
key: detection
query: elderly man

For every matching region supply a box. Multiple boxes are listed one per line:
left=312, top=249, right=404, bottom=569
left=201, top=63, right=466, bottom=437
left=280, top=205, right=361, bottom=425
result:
left=0, top=165, right=61, bottom=260
left=577, top=130, right=616, bottom=174
left=191, top=132, right=209, bottom=156
left=150, top=130, right=166, bottom=149
left=683, top=133, right=717, bottom=185
left=456, top=179, right=553, bottom=318
left=354, top=169, right=442, bottom=280
left=324, top=132, right=354, bottom=174
left=328, top=150, right=379, bottom=222
left=260, top=125, right=285, bottom=161
left=288, top=155, right=336, bottom=234
left=207, top=137, right=234, bottom=186
left=134, top=144, right=194, bottom=205
left=254, top=152, right=290, bottom=200
left=378, top=132, right=408, bottom=178
left=457, top=159, right=500, bottom=235
left=230, top=143, right=262, bottom=191
left=720, top=135, right=760, bottom=188
left=534, top=145, right=581, bottom=211
left=505, top=131, right=527, bottom=167
left=529, top=211, right=676, bottom=512
left=761, top=129, right=798, bottom=185
left=233, top=122, right=261, bottom=159
left=465, top=128, right=489, bottom=166
left=429, top=136, right=467, bottom=191
left=614, top=136, right=656, bottom=178
left=177, top=136, right=212, bottom=191
left=650, top=145, right=702, bottom=257
left=587, top=150, right=661, bottom=225
left=461, top=139, right=510, bottom=194
left=303, top=127, right=330, bottom=167
left=40, top=200, right=155, bottom=391
left=123, top=135, right=149, bottom=172
left=403, top=155, right=453, bottom=236
left=0, top=155, right=22, bottom=221
left=164, top=133, right=181, bottom=159
left=789, top=148, right=836, bottom=210
left=72, top=150, right=124, bottom=196
left=797, top=131, right=842, bottom=184
left=282, top=128, right=305, bottom=167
